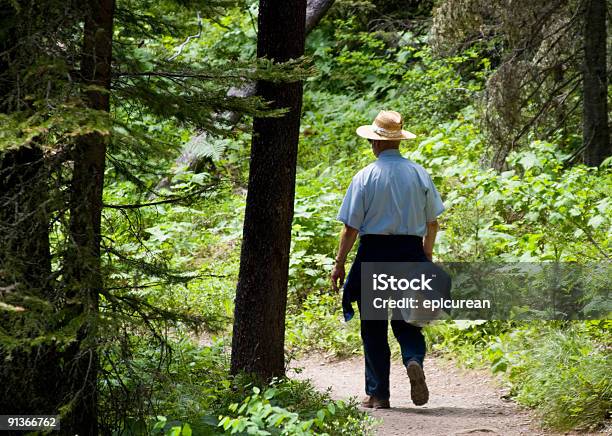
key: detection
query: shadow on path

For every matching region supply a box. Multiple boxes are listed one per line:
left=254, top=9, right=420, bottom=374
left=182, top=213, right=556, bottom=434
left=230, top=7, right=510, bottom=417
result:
left=384, top=405, right=509, bottom=417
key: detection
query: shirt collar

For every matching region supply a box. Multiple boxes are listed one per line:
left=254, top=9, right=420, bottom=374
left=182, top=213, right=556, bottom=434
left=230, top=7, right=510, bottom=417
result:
left=377, top=148, right=402, bottom=159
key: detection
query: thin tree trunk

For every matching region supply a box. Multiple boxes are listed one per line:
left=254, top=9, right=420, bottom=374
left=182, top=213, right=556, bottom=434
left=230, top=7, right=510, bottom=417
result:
left=230, top=0, right=307, bottom=380
left=64, top=0, right=114, bottom=432
left=582, top=0, right=610, bottom=166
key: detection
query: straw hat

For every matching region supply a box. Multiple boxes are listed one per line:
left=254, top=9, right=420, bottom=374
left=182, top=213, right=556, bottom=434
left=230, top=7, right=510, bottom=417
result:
left=356, top=110, right=416, bottom=141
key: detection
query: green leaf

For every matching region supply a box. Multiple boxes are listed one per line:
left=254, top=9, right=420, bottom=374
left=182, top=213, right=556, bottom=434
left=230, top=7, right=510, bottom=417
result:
left=587, top=215, right=605, bottom=229
left=327, top=403, right=336, bottom=415
left=316, top=409, right=325, bottom=421
left=264, top=388, right=277, bottom=400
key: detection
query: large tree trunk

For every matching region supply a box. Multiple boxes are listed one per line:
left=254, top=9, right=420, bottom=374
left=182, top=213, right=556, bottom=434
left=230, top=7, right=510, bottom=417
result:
left=230, top=0, right=307, bottom=380
left=582, top=0, right=610, bottom=166
left=0, top=147, right=50, bottom=291
left=0, top=4, right=59, bottom=416
left=0, top=146, right=58, bottom=415
left=63, top=0, right=114, bottom=432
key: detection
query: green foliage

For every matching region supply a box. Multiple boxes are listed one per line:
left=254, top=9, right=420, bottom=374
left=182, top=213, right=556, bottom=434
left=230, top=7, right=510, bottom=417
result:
left=430, top=0, right=586, bottom=159
left=103, top=4, right=611, bottom=432
left=410, top=114, right=612, bottom=261
left=506, top=322, right=611, bottom=431
left=0, top=104, right=111, bottom=151
left=218, top=384, right=373, bottom=435
left=426, top=320, right=612, bottom=431
left=424, top=320, right=512, bottom=368
left=286, top=292, right=361, bottom=357
left=289, top=168, right=346, bottom=301
left=100, top=336, right=372, bottom=435
left=305, top=20, right=486, bottom=132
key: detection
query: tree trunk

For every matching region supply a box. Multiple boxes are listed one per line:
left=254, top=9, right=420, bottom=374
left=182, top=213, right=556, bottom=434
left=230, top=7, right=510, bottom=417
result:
left=0, top=4, right=59, bottom=416
left=0, top=146, right=59, bottom=415
left=63, top=0, right=114, bottom=432
left=582, top=0, right=610, bottom=166
left=0, top=147, right=50, bottom=292
left=230, top=0, right=307, bottom=380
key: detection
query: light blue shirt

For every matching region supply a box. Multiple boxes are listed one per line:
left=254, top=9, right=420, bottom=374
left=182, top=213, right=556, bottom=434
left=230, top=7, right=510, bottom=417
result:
left=337, top=149, right=445, bottom=237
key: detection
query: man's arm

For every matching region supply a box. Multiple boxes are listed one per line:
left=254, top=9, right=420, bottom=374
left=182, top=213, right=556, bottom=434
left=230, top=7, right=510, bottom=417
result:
left=330, top=224, right=359, bottom=291
left=423, top=220, right=439, bottom=261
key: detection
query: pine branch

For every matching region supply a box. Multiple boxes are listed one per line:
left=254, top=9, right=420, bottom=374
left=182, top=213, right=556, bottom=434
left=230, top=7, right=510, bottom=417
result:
left=103, top=182, right=217, bottom=209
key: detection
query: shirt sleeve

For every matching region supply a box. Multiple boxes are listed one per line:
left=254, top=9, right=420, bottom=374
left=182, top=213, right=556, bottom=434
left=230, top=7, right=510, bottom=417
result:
left=424, top=174, right=445, bottom=222
left=337, top=176, right=365, bottom=230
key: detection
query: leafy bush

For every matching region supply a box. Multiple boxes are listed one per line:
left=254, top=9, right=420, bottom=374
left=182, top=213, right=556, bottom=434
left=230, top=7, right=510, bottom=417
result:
left=286, top=292, right=361, bottom=357
left=424, top=320, right=513, bottom=368
left=505, top=322, right=611, bottom=431
left=218, top=383, right=374, bottom=435
left=103, top=336, right=373, bottom=435
left=426, top=320, right=612, bottom=431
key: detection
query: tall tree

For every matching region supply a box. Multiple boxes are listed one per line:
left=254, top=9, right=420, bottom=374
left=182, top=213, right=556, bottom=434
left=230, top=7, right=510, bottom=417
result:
left=63, top=0, right=115, bottom=432
left=582, top=0, right=610, bottom=166
left=0, top=4, right=51, bottom=295
left=0, top=2, right=63, bottom=417
left=231, top=0, right=307, bottom=379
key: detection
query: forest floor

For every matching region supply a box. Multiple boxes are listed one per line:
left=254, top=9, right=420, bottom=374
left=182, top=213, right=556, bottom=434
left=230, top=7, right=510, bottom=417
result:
left=290, top=354, right=598, bottom=436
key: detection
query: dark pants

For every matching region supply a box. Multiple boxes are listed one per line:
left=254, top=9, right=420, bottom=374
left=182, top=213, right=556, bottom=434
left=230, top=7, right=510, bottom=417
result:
left=358, top=300, right=426, bottom=400
left=343, top=234, right=429, bottom=401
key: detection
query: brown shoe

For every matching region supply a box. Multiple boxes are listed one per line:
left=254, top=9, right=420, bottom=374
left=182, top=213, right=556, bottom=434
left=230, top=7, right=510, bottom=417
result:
left=361, top=395, right=390, bottom=409
left=407, top=360, right=429, bottom=406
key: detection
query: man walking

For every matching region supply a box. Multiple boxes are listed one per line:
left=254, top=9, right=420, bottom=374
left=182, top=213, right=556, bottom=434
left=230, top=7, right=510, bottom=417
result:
left=330, top=110, right=445, bottom=409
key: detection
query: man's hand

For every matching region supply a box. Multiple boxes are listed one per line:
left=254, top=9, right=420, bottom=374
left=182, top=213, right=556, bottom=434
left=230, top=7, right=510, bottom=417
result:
left=330, top=224, right=358, bottom=291
left=423, top=220, right=439, bottom=262
left=330, top=262, right=346, bottom=291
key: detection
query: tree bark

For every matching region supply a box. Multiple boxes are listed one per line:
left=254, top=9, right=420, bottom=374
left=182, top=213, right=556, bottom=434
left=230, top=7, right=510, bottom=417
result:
left=0, top=146, right=58, bottom=415
left=582, top=0, right=610, bottom=166
left=230, top=0, right=307, bottom=380
left=0, top=4, right=58, bottom=416
left=0, top=147, right=50, bottom=291
left=63, top=0, right=114, bottom=432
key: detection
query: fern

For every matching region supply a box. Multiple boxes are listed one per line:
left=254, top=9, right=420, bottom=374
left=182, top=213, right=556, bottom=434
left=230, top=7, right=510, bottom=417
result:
left=180, top=132, right=229, bottom=163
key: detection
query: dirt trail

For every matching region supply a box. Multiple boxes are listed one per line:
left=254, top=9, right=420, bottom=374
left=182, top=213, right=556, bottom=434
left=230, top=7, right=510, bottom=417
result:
left=291, top=355, right=581, bottom=436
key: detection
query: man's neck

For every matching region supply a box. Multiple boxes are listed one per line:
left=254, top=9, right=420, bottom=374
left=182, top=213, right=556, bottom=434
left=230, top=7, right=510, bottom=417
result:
left=377, top=148, right=401, bottom=158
